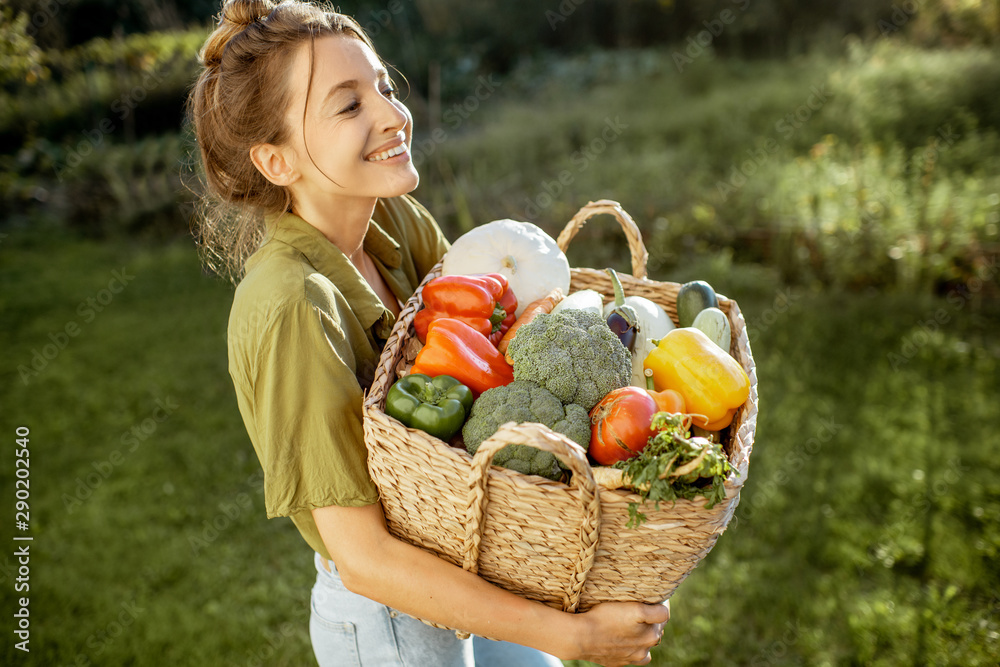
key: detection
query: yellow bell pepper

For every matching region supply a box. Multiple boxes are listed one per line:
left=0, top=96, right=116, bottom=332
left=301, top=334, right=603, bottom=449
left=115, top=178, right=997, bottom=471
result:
left=643, top=327, right=750, bottom=431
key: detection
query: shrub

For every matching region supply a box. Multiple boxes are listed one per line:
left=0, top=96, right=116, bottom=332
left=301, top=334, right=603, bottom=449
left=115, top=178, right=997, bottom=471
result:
left=0, top=28, right=207, bottom=152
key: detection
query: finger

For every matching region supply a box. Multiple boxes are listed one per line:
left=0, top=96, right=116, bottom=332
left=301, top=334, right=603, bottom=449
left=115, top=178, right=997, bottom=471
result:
left=641, top=601, right=671, bottom=624
left=653, top=621, right=666, bottom=645
left=634, top=623, right=662, bottom=652
left=632, top=651, right=652, bottom=666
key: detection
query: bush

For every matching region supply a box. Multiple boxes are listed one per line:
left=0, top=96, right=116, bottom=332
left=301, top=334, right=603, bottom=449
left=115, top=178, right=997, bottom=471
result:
left=0, top=28, right=207, bottom=152
left=822, top=39, right=1000, bottom=149
left=2, top=131, right=193, bottom=238
left=415, top=43, right=1000, bottom=295
left=709, top=132, right=1000, bottom=291
left=2, top=27, right=998, bottom=295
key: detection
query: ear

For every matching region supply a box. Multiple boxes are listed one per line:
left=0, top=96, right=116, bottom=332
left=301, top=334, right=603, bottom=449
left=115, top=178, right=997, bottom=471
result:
left=249, top=143, right=299, bottom=187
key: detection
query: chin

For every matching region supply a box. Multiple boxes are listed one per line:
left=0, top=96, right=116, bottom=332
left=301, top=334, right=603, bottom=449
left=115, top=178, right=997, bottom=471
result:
left=380, top=168, right=420, bottom=197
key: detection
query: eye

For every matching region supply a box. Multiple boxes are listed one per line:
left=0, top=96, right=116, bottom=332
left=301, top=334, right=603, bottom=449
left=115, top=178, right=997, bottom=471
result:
left=339, top=98, right=361, bottom=114
left=381, top=84, right=398, bottom=99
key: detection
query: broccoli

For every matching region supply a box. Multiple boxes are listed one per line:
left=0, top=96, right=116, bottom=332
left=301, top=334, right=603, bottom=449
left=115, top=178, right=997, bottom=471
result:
left=505, top=309, right=632, bottom=411
left=462, top=381, right=590, bottom=481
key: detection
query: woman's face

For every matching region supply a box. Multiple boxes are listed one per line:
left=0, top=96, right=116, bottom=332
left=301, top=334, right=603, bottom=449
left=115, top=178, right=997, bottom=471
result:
left=283, top=34, right=418, bottom=201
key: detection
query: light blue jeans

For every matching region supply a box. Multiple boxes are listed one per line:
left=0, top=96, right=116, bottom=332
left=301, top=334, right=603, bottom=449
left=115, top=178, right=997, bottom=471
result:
left=309, top=552, right=564, bottom=667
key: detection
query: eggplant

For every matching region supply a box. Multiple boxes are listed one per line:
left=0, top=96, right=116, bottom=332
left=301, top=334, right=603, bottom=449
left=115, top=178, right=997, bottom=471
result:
left=604, top=268, right=639, bottom=352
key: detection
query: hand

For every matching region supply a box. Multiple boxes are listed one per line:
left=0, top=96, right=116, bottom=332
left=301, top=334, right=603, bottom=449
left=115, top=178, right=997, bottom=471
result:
left=570, top=599, right=671, bottom=667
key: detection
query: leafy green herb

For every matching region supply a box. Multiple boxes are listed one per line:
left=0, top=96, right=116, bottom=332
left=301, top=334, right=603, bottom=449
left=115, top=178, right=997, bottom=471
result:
left=614, top=412, right=737, bottom=528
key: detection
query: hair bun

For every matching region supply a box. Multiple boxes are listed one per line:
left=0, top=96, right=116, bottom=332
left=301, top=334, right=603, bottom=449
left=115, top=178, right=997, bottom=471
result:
left=201, top=0, right=276, bottom=67
left=222, top=0, right=275, bottom=27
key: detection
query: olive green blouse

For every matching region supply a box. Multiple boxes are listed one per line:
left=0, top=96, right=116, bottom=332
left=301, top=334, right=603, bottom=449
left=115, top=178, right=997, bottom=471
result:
left=227, top=195, right=449, bottom=560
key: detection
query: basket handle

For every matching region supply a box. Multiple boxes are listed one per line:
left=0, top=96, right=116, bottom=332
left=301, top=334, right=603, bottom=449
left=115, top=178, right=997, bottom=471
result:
left=365, top=261, right=442, bottom=411
left=462, top=422, right=602, bottom=613
left=556, top=199, right=649, bottom=280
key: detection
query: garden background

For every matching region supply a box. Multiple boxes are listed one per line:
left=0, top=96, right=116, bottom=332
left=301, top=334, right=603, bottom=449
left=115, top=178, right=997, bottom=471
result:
left=1, top=0, right=999, bottom=664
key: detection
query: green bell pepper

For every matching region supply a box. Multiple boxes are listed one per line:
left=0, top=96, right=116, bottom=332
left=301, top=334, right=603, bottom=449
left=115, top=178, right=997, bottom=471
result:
left=385, top=373, right=474, bottom=441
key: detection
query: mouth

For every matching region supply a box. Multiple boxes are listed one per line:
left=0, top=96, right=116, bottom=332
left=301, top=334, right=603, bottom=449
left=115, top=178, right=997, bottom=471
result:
left=366, top=137, right=409, bottom=162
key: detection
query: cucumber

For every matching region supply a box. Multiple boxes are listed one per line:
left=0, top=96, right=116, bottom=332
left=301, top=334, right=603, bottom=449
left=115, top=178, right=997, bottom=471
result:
left=676, top=280, right=719, bottom=328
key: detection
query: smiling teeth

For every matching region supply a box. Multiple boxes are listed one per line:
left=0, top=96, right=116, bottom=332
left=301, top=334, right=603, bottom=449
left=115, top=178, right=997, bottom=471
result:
left=368, top=145, right=406, bottom=162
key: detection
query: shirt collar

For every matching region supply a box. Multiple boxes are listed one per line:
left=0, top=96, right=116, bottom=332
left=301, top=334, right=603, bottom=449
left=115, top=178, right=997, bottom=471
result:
left=262, top=210, right=403, bottom=332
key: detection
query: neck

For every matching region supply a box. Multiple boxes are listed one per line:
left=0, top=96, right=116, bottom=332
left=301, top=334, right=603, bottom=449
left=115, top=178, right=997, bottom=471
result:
left=291, top=193, right=378, bottom=262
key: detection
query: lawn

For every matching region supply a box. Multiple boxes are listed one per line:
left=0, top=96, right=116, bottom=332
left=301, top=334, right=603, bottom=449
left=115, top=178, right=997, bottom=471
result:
left=1, top=229, right=997, bottom=666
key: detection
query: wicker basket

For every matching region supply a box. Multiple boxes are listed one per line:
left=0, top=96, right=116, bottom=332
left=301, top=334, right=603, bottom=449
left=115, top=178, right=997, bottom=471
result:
left=363, top=199, right=758, bottom=617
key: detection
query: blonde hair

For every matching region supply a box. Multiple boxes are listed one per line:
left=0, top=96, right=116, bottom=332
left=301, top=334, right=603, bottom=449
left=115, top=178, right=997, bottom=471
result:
left=187, top=0, right=377, bottom=282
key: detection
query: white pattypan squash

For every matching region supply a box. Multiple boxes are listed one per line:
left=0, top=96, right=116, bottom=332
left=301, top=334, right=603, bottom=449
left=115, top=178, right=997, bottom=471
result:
left=442, top=219, right=571, bottom=317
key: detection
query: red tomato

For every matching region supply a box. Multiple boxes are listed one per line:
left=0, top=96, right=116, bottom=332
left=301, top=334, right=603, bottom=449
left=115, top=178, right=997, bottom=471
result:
left=588, top=386, right=659, bottom=465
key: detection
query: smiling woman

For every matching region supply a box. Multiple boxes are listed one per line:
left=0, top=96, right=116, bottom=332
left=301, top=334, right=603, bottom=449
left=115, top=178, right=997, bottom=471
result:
left=186, top=1, right=670, bottom=666
left=250, top=34, right=420, bottom=250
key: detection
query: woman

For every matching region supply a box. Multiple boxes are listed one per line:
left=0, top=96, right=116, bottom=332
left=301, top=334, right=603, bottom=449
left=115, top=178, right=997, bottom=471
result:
left=188, top=1, right=670, bottom=665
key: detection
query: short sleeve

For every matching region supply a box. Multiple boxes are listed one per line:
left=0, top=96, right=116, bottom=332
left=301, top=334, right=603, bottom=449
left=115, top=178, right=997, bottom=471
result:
left=251, top=299, right=379, bottom=517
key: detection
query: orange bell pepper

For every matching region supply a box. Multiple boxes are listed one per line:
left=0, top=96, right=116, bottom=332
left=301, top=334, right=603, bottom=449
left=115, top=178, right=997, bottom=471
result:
left=643, top=327, right=749, bottom=431
left=414, top=274, right=517, bottom=346
left=410, top=318, right=514, bottom=396
left=644, top=369, right=686, bottom=414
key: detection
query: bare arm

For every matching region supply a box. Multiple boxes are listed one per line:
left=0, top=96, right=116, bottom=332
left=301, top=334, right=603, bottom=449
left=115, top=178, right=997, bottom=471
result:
left=312, top=503, right=669, bottom=667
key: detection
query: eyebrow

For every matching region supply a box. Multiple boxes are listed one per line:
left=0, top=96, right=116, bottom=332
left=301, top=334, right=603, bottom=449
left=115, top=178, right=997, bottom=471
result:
left=322, top=67, right=390, bottom=108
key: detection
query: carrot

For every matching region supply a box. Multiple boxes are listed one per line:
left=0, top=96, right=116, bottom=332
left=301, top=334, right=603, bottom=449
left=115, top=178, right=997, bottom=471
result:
left=499, top=288, right=564, bottom=361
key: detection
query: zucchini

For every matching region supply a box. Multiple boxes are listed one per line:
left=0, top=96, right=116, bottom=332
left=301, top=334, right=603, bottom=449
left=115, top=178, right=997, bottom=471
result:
left=692, top=307, right=731, bottom=352
left=676, top=280, right=719, bottom=328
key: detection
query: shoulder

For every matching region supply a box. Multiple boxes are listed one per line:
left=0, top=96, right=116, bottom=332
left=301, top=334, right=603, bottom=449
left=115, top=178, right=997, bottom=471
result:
left=227, top=242, right=348, bottom=356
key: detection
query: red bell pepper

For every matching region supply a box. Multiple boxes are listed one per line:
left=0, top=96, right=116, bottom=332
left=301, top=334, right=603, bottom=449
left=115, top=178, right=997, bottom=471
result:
left=414, top=274, right=518, bottom=347
left=410, top=318, right=514, bottom=396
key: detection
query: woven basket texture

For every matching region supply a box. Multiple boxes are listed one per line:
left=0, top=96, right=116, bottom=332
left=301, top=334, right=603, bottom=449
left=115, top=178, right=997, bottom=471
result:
left=362, top=200, right=758, bottom=616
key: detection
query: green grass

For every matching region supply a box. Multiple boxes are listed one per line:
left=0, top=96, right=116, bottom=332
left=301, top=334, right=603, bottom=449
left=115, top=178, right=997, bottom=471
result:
left=0, top=233, right=314, bottom=665
left=2, top=232, right=997, bottom=665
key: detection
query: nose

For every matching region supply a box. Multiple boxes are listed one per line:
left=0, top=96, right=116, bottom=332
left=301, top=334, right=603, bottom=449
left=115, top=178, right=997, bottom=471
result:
left=377, top=92, right=410, bottom=137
